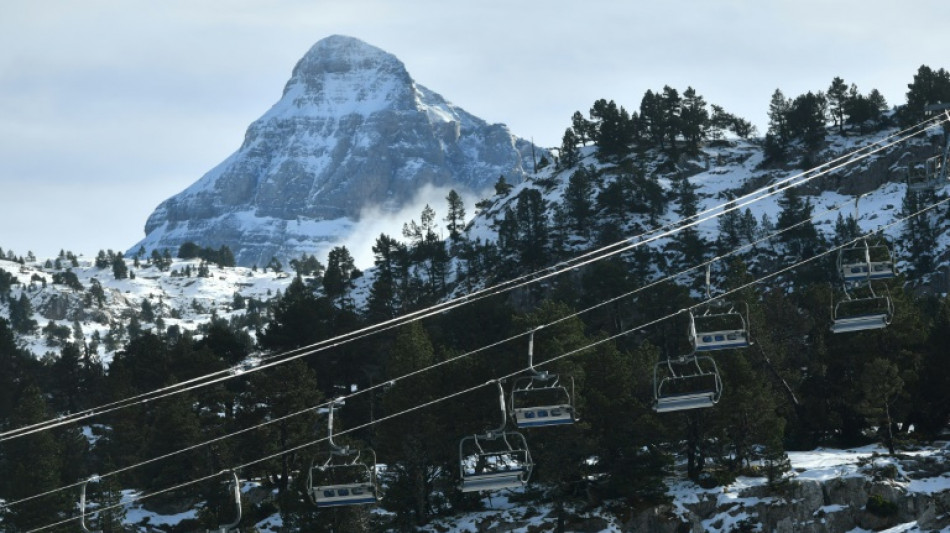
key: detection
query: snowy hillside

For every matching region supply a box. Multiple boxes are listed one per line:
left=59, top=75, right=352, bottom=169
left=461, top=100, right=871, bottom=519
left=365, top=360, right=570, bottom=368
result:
left=466, top=119, right=949, bottom=293
left=3, top=100, right=950, bottom=532
left=110, top=443, right=950, bottom=531
left=3, top=119, right=947, bottom=365
left=0, top=255, right=294, bottom=364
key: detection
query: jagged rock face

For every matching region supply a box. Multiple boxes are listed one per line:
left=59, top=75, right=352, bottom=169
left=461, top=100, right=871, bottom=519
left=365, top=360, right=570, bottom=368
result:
left=133, top=35, right=539, bottom=266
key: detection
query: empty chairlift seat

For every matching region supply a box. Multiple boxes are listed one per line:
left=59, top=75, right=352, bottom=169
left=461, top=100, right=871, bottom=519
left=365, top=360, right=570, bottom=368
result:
left=830, top=295, right=893, bottom=334
left=654, top=390, right=717, bottom=413
left=509, top=330, right=578, bottom=428
left=307, top=399, right=380, bottom=508
left=653, top=355, right=723, bottom=413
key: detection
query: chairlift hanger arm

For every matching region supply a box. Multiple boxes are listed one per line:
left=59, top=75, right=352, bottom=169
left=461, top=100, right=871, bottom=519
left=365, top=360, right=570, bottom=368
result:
left=489, top=380, right=508, bottom=436
left=79, top=476, right=101, bottom=533
left=210, top=470, right=242, bottom=531
left=324, top=397, right=349, bottom=455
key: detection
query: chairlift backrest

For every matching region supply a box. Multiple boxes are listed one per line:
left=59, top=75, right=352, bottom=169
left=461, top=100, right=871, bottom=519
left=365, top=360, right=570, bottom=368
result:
left=206, top=470, right=242, bottom=533
left=510, top=374, right=576, bottom=428
left=838, top=243, right=896, bottom=282
left=689, top=306, right=751, bottom=351
left=308, top=448, right=380, bottom=507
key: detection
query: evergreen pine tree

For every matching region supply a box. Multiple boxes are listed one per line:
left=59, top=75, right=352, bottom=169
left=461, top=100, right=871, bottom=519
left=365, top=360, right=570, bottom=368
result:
left=786, top=91, right=828, bottom=153
left=111, top=253, right=128, bottom=280
left=901, top=65, right=950, bottom=125
left=717, top=201, right=743, bottom=253
left=558, top=128, right=580, bottom=168
left=856, top=357, right=903, bottom=454
left=571, top=110, right=594, bottom=146
left=767, top=88, right=791, bottom=143
left=680, top=86, right=709, bottom=154
left=514, top=188, right=548, bottom=269
left=1, top=384, right=70, bottom=530
left=444, top=189, right=466, bottom=242
left=590, top=98, right=634, bottom=159
left=564, top=165, right=594, bottom=235
left=827, top=76, right=849, bottom=133
left=670, top=176, right=706, bottom=268
left=377, top=322, right=448, bottom=528
left=776, top=188, right=822, bottom=260
left=660, top=86, right=683, bottom=157
left=323, top=246, right=357, bottom=307
left=367, top=234, right=407, bottom=323
left=639, top=89, right=664, bottom=149
left=243, top=359, right=322, bottom=512
left=900, top=188, right=938, bottom=277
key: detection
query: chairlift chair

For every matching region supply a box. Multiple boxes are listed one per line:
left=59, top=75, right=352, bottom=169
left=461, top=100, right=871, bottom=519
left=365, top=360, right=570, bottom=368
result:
left=459, top=382, right=533, bottom=492
left=689, top=265, right=752, bottom=352
left=906, top=162, right=935, bottom=192
left=837, top=196, right=897, bottom=284
left=689, top=306, right=752, bottom=351
left=510, top=330, right=577, bottom=428
left=926, top=154, right=944, bottom=181
left=307, top=400, right=380, bottom=508
left=830, top=286, right=894, bottom=334
left=653, top=354, right=723, bottom=413
left=837, top=240, right=896, bottom=283
left=906, top=148, right=948, bottom=191
left=207, top=470, right=242, bottom=533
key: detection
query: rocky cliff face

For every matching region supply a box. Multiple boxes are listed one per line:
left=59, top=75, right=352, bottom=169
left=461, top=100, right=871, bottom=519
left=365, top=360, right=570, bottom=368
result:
left=133, top=35, right=540, bottom=266
left=625, top=452, right=950, bottom=533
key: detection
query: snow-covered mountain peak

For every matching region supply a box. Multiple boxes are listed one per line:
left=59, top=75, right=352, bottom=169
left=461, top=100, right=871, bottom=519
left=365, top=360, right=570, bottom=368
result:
left=133, top=35, right=543, bottom=267
left=275, top=34, right=415, bottom=119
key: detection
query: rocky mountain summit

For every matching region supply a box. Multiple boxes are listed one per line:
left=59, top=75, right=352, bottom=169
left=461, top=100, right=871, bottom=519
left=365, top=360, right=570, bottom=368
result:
left=133, top=35, right=540, bottom=266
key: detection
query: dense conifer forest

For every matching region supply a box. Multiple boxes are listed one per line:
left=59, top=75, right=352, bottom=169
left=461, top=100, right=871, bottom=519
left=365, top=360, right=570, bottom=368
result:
left=1, top=65, right=950, bottom=531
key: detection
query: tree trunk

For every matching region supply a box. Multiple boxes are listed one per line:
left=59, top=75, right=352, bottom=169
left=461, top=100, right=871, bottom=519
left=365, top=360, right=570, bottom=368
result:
left=884, top=397, right=896, bottom=455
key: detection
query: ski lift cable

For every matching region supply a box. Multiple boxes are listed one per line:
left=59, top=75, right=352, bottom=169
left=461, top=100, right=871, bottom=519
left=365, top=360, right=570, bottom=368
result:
left=12, top=118, right=949, bottom=518
left=10, top=115, right=943, bottom=444
left=3, top=115, right=943, bottom=444
left=25, top=190, right=950, bottom=533
left=2, top=173, right=879, bottom=512
left=10, top=129, right=948, bottom=517
left=0, top=178, right=874, bottom=513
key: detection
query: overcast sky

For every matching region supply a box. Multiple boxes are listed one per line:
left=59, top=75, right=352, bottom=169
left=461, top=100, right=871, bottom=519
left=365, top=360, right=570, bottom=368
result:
left=1, top=0, right=948, bottom=261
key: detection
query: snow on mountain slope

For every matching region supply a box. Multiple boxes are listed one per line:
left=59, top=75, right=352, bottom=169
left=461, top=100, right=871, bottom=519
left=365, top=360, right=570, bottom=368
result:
left=133, top=35, right=543, bottom=267
left=0, top=256, right=293, bottom=365
left=465, top=120, right=948, bottom=294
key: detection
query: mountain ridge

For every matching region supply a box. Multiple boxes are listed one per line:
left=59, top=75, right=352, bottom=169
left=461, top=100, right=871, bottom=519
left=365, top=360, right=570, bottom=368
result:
left=134, top=35, right=542, bottom=267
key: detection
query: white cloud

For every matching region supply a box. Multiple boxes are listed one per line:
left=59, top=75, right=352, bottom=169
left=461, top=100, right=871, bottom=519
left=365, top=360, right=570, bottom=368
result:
left=341, top=183, right=490, bottom=270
